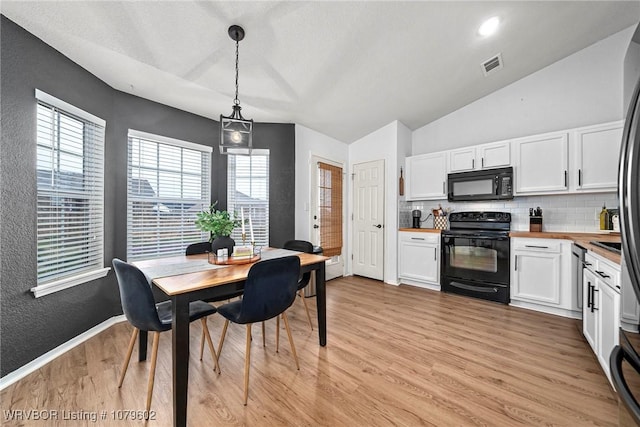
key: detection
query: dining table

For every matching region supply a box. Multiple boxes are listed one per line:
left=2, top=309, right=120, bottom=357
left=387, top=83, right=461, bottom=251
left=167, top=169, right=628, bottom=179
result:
left=133, top=248, right=329, bottom=427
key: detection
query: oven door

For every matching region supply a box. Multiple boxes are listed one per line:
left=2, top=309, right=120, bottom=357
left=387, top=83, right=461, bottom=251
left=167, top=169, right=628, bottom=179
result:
left=441, top=232, right=510, bottom=285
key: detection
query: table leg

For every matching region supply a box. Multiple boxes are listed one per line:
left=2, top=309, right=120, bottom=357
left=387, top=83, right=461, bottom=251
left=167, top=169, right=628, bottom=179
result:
left=172, top=295, right=190, bottom=427
left=316, top=262, right=327, bottom=346
left=138, top=330, right=148, bottom=362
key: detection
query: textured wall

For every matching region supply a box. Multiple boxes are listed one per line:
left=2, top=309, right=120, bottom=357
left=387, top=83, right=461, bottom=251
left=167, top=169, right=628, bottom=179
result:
left=0, top=16, right=296, bottom=376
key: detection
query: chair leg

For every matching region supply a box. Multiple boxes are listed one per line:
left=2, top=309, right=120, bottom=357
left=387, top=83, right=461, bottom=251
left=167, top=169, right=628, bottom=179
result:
left=276, top=315, right=280, bottom=353
left=262, top=321, right=266, bottom=347
left=281, top=312, right=300, bottom=370
left=199, top=327, right=206, bottom=361
left=201, top=318, right=221, bottom=374
left=218, top=319, right=230, bottom=358
left=299, top=290, right=314, bottom=331
left=244, top=324, right=252, bottom=405
left=146, top=331, right=161, bottom=412
left=118, top=328, right=139, bottom=388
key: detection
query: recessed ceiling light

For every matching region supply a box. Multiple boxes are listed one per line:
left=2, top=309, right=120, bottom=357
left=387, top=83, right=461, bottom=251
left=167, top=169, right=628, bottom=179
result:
left=478, top=16, right=500, bottom=37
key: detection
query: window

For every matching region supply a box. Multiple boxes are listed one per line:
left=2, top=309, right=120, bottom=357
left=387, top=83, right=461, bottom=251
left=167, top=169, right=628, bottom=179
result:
left=34, top=90, right=108, bottom=297
left=127, top=130, right=212, bottom=260
left=318, top=162, right=343, bottom=257
left=227, top=150, right=269, bottom=247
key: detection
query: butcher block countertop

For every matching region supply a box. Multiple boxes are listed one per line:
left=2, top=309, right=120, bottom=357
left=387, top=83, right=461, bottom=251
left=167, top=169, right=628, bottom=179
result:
left=510, top=231, right=622, bottom=264
left=399, top=228, right=441, bottom=233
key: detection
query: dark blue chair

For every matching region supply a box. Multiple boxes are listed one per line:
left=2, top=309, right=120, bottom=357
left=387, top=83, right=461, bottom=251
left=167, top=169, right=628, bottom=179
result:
left=185, top=242, right=244, bottom=360
left=283, top=240, right=314, bottom=331
left=216, top=256, right=301, bottom=405
left=112, top=258, right=220, bottom=412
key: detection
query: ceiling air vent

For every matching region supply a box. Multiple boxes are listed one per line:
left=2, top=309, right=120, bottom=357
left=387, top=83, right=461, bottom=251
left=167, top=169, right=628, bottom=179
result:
left=481, top=53, right=503, bottom=76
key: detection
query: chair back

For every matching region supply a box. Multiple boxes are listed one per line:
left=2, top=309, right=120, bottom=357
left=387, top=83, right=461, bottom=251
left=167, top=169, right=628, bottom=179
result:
left=283, top=240, right=313, bottom=288
left=112, top=258, right=165, bottom=332
left=186, top=241, right=211, bottom=255
left=236, top=256, right=301, bottom=324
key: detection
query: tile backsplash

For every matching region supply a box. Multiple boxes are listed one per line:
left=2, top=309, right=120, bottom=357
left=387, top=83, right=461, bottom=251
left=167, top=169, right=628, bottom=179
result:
left=399, top=192, right=619, bottom=232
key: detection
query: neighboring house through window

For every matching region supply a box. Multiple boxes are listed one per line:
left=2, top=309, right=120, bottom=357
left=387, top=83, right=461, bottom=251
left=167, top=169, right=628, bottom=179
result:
left=127, top=130, right=211, bottom=260
left=34, top=89, right=108, bottom=297
left=227, top=150, right=269, bottom=247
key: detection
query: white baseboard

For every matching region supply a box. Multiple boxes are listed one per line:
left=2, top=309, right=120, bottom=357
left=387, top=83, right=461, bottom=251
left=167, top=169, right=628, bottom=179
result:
left=0, top=315, right=126, bottom=390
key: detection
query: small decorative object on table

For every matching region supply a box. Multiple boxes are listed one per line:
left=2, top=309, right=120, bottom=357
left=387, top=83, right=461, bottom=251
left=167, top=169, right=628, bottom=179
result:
left=209, top=245, right=261, bottom=265
left=529, top=206, right=543, bottom=232
left=432, top=204, right=450, bottom=230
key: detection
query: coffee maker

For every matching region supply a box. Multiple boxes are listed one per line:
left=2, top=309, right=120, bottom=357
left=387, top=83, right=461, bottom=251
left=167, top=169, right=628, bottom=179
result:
left=412, top=210, right=422, bottom=228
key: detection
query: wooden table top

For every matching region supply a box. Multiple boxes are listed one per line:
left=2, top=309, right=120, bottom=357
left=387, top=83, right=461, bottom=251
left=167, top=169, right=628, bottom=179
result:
left=510, top=231, right=622, bottom=264
left=134, top=249, right=329, bottom=296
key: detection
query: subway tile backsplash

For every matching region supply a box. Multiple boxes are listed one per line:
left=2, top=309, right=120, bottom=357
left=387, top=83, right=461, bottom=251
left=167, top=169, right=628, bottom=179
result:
left=399, top=192, right=619, bottom=232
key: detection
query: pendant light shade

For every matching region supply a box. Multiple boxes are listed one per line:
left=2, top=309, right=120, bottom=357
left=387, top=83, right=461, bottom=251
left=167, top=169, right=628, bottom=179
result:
left=220, top=25, right=253, bottom=155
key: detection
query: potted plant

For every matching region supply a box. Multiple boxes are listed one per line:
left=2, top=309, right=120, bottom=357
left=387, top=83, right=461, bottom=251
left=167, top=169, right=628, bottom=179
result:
left=195, top=203, right=241, bottom=255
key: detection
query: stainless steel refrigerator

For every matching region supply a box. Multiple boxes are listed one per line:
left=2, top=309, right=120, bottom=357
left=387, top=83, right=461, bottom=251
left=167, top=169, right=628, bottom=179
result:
left=611, top=76, right=640, bottom=426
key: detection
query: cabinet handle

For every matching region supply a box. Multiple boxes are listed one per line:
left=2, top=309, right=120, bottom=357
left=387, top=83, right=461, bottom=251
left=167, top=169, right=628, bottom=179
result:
left=587, top=281, right=592, bottom=308
left=592, top=288, right=599, bottom=311
left=472, top=159, right=475, bottom=169
left=482, top=157, right=484, bottom=168
left=434, top=247, right=437, bottom=261
left=583, top=261, right=592, bottom=267
left=515, top=255, right=518, bottom=271
left=595, top=270, right=611, bottom=279
left=442, top=181, right=445, bottom=193
left=411, top=237, right=425, bottom=241
left=578, top=169, right=582, bottom=187
left=564, top=170, right=568, bottom=187
left=524, top=245, right=549, bottom=249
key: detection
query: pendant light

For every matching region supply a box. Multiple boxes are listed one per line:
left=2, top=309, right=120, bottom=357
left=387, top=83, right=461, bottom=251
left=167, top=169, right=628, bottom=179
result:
left=220, top=25, right=253, bottom=155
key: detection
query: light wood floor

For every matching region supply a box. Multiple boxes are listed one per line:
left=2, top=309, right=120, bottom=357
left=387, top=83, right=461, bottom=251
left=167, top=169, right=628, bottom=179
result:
left=2, top=276, right=619, bottom=426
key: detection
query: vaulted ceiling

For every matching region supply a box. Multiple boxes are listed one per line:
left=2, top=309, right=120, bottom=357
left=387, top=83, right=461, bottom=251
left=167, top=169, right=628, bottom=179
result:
left=2, top=1, right=639, bottom=143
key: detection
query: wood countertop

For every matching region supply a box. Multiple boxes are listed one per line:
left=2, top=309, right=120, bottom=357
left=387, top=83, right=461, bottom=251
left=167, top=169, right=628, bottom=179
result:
left=399, top=228, right=441, bottom=233
left=509, top=231, right=622, bottom=264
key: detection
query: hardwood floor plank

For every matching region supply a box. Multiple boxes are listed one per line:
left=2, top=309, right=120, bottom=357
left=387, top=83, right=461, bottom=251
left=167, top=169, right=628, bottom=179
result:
left=1, top=276, right=619, bottom=426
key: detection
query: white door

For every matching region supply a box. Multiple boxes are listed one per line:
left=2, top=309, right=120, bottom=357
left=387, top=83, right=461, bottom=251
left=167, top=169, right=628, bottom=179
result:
left=573, top=121, right=623, bottom=191
left=583, top=268, right=598, bottom=351
left=352, top=160, right=384, bottom=280
left=310, top=155, right=344, bottom=280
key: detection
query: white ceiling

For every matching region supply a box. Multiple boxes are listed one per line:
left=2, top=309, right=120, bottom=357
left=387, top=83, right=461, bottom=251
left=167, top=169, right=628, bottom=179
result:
left=2, top=1, right=640, bottom=143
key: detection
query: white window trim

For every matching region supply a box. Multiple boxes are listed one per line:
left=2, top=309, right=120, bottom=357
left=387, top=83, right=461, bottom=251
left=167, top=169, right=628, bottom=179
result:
left=30, top=267, right=111, bottom=298
left=128, top=129, right=213, bottom=153
left=33, top=89, right=108, bottom=297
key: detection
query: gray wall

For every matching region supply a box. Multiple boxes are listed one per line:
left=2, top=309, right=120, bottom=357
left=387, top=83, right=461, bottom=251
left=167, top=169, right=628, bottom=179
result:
left=0, top=16, right=295, bottom=376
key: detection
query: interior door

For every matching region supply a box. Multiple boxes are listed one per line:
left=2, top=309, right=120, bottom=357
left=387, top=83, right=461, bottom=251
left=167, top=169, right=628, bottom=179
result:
left=352, top=160, right=384, bottom=280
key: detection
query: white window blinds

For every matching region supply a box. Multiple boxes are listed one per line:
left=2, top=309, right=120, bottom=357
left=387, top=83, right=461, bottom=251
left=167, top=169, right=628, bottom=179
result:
left=36, top=94, right=105, bottom=285
left=127, top=131, right=212, bottom=260
left=227, top=150, right=269, bottom=247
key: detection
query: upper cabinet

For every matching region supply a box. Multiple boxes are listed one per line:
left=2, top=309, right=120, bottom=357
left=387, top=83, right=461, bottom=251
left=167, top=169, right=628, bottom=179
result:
left=449, top=141, right=510, bottom=173
left=571, top=121, right=623, bottom=192
left=514, top=131, right=569, bottom=194
left=405, top=151, right=448, bottom=200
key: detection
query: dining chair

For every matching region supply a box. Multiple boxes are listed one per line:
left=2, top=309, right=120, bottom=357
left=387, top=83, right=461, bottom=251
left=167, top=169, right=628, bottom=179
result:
left=216, top=256, right=301, bottom=405
left=185, top=242, right=245, bottom=361
left=112, top=258, right=221, bottom=412
left=283, top=240, right=315, bottom=330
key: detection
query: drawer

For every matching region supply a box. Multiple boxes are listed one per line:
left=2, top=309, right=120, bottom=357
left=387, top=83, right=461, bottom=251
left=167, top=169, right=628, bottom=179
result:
left=400, top=232, right=439, bottom=244
left=584, top=252, right=598, bottom=269
left=512, top=238, right=561, bottom=253
left=595, top=259, right=620, bottom=291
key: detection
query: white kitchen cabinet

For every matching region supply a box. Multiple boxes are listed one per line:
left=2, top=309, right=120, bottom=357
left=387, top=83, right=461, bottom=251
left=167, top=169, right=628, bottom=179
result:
left=405, top=152, right=448, bottom=200
left=398, top=231, right=440, bottom=289
left=583, top=250, right=621, bottom=387
left=449, top=141, right=511, bottom=173
left=572, top=121, right=623, bottom=192
left=513, top=131, right=569, bottom=194
left=510, top=238, right=576, bottom=317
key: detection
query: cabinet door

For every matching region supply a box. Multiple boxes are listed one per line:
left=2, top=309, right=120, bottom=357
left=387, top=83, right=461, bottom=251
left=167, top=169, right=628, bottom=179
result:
left=405, top=152, right=448, bottom=200
left=514, top=132, right=569, bottom=194
left=479, top=141, right=510, bottom=169
left=583, top=268, right=598, bottom=351
left=597, top=281, right=620, bottom=383
left=449, top=147, right=476, bottom=172
left=399, top=240, right=439, bottom=283
left=512, top=251, right=560, bottom=305
left=573, top=121, right=623, bottom=191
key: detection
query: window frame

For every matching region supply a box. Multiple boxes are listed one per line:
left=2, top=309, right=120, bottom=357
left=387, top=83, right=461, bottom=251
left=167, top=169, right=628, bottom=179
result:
left=31, top=89, right=109, bottom=298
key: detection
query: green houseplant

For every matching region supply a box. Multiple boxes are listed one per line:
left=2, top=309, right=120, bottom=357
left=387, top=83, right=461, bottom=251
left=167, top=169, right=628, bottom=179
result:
left=195, top=203, right=241, bottom=255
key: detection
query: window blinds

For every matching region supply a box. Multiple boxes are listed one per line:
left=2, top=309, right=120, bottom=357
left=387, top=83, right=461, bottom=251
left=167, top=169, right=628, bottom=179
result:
left=318, top=162, right=343, bottom=257
left=127, top=131, right=211, bottom=260
left=36, top=101, right=105, bottom=284
left=227, top=150, right=269, bottom=247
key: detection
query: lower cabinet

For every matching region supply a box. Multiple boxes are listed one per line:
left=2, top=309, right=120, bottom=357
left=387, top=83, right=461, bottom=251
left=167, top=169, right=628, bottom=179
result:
left=583, top=251, right=621, bottom=386
left=398, top=231, right=440, bottom=289
left=510, top=238, right=576, bottom=317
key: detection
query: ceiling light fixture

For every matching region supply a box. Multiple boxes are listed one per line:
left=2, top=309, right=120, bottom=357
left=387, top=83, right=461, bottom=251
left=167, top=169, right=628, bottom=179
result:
left=220, top=25, right=253, bottom=155
left=478, top=16, right=500, bottom=37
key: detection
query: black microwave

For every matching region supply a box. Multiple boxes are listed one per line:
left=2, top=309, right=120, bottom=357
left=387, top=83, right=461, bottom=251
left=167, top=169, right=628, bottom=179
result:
left=447, top=167, right=514, bottom=202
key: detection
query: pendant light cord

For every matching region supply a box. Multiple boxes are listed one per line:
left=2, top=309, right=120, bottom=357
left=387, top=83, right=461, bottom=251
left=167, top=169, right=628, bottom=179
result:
left=234, top=39, right=240, bottom=106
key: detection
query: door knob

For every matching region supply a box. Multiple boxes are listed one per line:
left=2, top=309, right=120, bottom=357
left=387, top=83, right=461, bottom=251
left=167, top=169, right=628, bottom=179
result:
left=373, top=224, right=382, bottom=229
